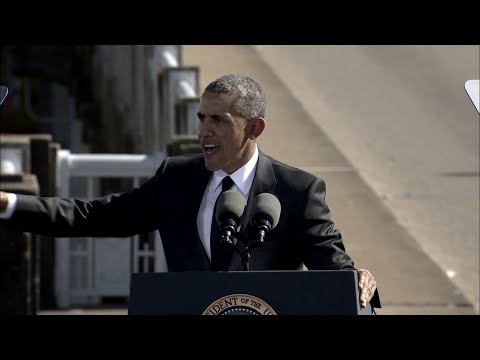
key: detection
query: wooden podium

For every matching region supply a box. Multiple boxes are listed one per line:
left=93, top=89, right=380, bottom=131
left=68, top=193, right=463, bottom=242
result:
left=128, top=270, right=374, bottom=315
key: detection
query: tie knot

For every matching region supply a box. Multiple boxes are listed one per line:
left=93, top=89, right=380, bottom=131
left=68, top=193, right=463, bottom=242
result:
left=221, top=176, right=234, bottom=193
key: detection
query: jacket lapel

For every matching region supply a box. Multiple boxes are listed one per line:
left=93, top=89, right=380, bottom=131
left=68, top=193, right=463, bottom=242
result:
left=228, top=149, right=278, bottom=270
left=189, top=159, right=213, bottom=271
left=241, top=150, right=278, bottom=236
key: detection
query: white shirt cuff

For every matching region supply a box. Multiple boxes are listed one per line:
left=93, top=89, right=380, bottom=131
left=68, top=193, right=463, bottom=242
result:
left=0, top=193, right=18, bottom=219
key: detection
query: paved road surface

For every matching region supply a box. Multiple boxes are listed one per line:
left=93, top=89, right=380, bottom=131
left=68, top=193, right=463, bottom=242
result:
left=253, top=45, right=479, bottom=312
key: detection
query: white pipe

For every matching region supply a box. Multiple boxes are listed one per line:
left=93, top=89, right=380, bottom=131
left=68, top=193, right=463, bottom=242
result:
left=63, top=152, right=165, bottom=177
left=176, top=80, right=196, bottom=98
left=158, top=50, right=178, bottom=69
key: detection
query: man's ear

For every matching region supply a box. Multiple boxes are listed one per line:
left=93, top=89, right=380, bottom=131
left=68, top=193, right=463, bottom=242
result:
left=248, top=117, right=265, bottom=140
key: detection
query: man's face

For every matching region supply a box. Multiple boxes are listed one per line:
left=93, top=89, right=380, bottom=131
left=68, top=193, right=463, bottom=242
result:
left=197, top=91, right=255, bottom=174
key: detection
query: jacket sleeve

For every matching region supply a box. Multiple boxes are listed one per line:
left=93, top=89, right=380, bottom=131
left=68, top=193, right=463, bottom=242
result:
left=298, top=177, right=355, bottom=270
left=298, top=177, right=382, bottom=308
left=0, top=158, right=169, bottom=238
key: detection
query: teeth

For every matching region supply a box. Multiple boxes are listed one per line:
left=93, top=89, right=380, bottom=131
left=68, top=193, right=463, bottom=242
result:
left=204, top=144, right=218, bottom=148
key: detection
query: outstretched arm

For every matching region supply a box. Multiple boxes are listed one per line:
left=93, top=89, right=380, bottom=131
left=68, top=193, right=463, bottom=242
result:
left=0, top=159, right=169, bottom=238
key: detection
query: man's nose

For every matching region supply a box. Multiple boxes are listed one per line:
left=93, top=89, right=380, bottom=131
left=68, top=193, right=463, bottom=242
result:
left=198, top=119, right=214, bottom=137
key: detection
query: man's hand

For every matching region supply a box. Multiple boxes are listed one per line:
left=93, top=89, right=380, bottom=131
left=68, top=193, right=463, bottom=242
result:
left=0, top=191, right=9, bottom=212
left=358, top=269, right=377, bottom=308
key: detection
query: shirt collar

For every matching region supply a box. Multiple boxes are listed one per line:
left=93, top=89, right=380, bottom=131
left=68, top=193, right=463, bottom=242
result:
left=211, top=145, right=259, bottom=196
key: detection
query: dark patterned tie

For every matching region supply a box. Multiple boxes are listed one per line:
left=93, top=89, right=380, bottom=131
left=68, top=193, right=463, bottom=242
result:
left=210, top=176, right=235, bottom=271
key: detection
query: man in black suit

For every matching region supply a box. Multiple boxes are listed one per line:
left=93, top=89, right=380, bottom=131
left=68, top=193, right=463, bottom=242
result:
left=0, top=74, right=380, bottom=309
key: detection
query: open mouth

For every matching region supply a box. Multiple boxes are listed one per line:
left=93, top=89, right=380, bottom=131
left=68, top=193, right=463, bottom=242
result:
left=203, top=144, right=220, bottom=154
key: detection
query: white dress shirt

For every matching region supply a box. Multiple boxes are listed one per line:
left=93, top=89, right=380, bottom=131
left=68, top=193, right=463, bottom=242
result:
left=197, top=145, right=259, bottom=260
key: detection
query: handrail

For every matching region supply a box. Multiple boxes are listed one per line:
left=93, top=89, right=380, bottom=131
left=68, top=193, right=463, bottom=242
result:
left=57, top=150, right=166, bottom=178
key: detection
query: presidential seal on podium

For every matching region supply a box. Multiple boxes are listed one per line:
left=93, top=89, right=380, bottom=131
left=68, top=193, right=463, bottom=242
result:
left=202, top=294, right=277, bottom=315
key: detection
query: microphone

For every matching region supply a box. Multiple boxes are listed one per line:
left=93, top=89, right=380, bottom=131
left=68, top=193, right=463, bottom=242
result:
left=248, top=193, right=281, bottom=245
left=215, top=190, right=246, bottom=246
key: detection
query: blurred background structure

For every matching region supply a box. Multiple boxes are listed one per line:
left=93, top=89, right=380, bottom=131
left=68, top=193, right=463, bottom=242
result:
left=0, top=45, right=478, bottom=315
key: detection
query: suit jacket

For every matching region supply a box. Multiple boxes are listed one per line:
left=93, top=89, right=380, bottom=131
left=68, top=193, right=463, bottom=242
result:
left=1, top=149, right=381, bottom=307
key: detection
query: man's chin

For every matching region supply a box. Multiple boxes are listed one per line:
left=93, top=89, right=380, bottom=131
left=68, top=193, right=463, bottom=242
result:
left=204, top=159, right=220, bottom=172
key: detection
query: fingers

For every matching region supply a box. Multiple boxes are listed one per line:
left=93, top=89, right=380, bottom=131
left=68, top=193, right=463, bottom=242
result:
left=0, top=191, right=9, bottom=212
left=358, top=269, right=376, bottom=308
left=360, top=282, right=376, bottom=307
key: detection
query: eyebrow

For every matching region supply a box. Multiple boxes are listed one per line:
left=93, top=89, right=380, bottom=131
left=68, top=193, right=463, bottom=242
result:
left=197, top=112, right=229, bottom=122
